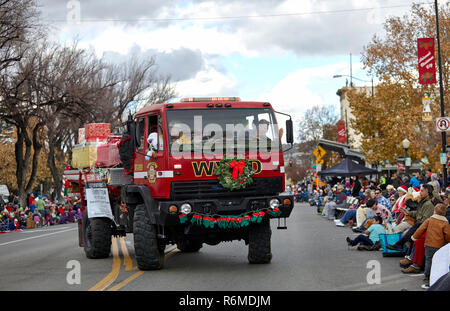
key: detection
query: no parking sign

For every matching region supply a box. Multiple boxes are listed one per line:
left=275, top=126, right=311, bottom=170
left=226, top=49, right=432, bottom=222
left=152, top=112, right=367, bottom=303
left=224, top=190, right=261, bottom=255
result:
left=436, top=117, right=450, bottom=132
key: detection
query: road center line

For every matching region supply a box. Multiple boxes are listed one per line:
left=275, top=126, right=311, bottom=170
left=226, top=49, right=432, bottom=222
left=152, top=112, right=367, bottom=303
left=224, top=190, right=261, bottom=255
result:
left=21, top=226, right=74, bottom=233
left=107, top=247, right=179, bottom=291
left=0, top=228, right=77, bottom=246
left=118, top=237, right=134, bottom=271
left=88, top=237, right=121, bottom=291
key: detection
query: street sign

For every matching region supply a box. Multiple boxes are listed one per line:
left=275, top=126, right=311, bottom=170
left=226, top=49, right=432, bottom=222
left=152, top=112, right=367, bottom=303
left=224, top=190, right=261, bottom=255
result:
left=435, top=117, right=450, bottom=132
left=315, top=159, right=324, bottom=165
left=316, top=164, right=322, bottom=171
left=313, top=145, right=326, bottom=159
left=440, top=153, right=447, bottom=165
left=405, top=157, right=411, bottom=167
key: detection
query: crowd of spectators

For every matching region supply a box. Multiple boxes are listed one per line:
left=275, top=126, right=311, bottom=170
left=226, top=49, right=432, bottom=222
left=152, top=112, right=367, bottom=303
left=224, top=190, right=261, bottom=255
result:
left=293, top=170, right=450, bottom=290
left=0, top=192, right=82, bottom=232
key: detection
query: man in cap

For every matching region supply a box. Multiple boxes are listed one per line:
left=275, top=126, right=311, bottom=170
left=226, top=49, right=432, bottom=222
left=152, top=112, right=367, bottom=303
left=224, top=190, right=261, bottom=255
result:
left=387, top=184, right=435, bottom=252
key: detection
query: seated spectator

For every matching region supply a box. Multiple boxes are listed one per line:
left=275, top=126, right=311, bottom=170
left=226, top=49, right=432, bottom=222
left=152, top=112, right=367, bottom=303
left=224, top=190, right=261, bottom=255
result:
left=322, top=185, right=346, bottom=220
left=26, top=211, right=35, bottom=229
left=346, top=216, right=386, bottom=251
left=75, top=208, right=82, bottom=220
left=375, top=188, right=391, bottom=210
left=392, top=185, right=408, bottom=213
left=360, top=189, right=375, bottom=205
left=405, top=204, right=450, bottom=288
left=33, top=211, right=41, bottom=228
left=386, top=184, right=396, bottom=198
left=391, top=189, right=420, bottom=234
left=67, top=207, right=75, bottom=223
left=354, top=190, right=376, bottom=227
left=352, top=198, right=391, bottom=232
left=321, top=186, right=336, bottom=218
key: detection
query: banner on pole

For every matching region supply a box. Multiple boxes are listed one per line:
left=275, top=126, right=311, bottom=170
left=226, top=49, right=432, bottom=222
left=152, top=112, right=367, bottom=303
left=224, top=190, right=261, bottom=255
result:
left=337, top=121, right=346, bottom=144
left=417, top=38, right=437, bottom=85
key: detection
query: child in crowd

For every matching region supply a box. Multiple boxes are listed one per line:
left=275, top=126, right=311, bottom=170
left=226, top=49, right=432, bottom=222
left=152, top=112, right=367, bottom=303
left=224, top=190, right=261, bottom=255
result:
left=33, top=211, right=41, bottom=228
left=411, top=203, right=450, bottom=289
left=346, top=216, right=386, bottom=251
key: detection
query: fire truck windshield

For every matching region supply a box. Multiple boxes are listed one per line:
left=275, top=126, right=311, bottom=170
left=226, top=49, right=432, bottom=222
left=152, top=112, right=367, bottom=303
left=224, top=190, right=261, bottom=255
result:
left=166, top=108, right=280, bottom=155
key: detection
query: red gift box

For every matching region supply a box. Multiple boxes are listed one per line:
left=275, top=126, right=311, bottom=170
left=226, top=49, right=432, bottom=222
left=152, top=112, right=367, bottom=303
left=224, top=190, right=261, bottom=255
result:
left=96, top=138, right=121, bottom=167
left=85, top=123, right=111, bottom=142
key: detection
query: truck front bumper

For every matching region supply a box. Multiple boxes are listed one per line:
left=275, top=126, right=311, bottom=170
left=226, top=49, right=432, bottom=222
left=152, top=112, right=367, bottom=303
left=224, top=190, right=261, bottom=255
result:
left=157, top=194, right=294, bottom=226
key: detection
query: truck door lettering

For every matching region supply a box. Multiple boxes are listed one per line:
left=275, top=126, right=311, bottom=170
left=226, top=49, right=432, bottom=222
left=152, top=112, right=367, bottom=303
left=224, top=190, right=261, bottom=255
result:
left=192, top=160, right=262, bottom=177
left=192, top=161, right=218, bottom=177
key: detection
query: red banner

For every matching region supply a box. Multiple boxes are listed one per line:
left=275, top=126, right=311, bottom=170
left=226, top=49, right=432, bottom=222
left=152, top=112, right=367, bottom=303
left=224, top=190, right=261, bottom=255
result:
left=417, top=38, right=437, bottom=85
left=337, top=121, right=346, bottom=144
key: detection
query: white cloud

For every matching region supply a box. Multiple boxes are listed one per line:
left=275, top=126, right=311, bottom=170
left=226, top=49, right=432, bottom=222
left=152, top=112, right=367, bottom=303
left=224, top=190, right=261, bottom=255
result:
left=259, top=62, right=354, bottom=113
left=257, top=61, right=366, bottom=141
left=174, top=64, right=239, bottom=97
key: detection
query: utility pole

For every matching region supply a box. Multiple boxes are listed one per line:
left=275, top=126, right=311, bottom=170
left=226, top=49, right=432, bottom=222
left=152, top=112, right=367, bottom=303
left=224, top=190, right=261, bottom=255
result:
left=350, top=53, right=353, bottom=87
left=435, top=0, right=447, bottom=188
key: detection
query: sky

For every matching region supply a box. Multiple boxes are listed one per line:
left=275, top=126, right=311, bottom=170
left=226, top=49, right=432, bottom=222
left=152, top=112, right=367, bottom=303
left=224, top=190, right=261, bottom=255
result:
left=36, top=0, right=425, bottom=141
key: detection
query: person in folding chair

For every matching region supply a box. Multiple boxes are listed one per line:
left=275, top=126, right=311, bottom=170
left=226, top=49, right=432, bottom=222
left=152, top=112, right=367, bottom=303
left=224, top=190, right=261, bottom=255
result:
left=323, top=185, right=346, bottom=221
left=386, top=184, right=435, bottom=253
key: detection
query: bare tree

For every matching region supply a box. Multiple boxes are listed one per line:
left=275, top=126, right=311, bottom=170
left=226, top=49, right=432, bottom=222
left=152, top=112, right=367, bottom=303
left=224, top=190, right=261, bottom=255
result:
left=0, top=0, right=40, bottom=70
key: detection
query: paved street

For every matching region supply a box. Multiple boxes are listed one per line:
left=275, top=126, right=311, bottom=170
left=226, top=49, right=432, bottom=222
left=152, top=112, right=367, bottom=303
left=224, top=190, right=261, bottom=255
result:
left=0, top=202, right=425, bottom=291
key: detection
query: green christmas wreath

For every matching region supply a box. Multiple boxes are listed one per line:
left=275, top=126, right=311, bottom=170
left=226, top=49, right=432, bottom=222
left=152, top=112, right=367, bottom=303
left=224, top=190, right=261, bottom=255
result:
left=214, top=157, right=256, bottom=191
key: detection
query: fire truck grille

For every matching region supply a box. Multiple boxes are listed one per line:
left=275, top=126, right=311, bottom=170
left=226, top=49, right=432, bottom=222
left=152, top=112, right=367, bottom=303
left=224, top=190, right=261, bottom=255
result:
left=171, top=177, right=283, bottom=200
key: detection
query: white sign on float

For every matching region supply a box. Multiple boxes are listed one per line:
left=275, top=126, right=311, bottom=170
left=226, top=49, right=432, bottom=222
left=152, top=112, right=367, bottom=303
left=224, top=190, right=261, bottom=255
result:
left=86, top=188, right=113, bottom=219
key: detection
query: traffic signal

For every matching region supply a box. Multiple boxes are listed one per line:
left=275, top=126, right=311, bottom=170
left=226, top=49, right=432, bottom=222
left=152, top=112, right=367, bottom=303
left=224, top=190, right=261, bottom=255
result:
left=289, top=160, right=293, bottom=167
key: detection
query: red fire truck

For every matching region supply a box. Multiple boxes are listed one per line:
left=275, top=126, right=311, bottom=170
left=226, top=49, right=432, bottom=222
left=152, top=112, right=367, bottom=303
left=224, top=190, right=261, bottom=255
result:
left=65, top=97, right=295, bottom=270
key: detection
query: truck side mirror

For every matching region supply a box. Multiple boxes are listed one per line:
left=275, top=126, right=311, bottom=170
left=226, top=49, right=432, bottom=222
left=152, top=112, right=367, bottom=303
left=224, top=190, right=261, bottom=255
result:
left=286, top=119, right=293, bottom=144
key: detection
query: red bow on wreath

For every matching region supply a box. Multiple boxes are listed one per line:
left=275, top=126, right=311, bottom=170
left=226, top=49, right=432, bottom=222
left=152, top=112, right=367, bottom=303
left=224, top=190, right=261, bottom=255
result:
left=229, top=160, right=246, bottom=181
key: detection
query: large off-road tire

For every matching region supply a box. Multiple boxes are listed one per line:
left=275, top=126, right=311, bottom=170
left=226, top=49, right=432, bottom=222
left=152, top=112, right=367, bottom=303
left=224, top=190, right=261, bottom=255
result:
left=248, top=218, right=272, bottom=264
left=133, top=204, right=164, bottom=270
left=177, top=239, right=203, bottom=252
left=82, top=212, right=112, bottom=259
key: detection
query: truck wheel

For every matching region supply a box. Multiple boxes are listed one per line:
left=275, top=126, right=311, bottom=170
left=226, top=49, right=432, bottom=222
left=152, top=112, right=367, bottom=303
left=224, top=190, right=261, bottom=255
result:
left=82, top=212, right=112, bottom=259
left=248, top=218, right=272, bottom=264
left=177, top=240, right=203, bottom=252
left=133, top=204, right=164, bottom=270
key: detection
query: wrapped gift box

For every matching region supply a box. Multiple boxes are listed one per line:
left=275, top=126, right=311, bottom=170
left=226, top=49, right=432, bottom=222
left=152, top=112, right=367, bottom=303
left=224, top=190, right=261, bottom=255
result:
left=72, top=145, right=98, bottom=168
left=96, top=141, right=121, bottom=167
left=84, top=123, right=111, bottom=142
left=78, top=128, right=85, bottom=144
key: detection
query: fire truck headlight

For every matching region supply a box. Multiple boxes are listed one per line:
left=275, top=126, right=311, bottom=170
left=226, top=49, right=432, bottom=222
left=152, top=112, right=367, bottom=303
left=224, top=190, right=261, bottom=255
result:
left=180, top=203, right=192, bottom=214
left=269, top=198, right=280, bottom=209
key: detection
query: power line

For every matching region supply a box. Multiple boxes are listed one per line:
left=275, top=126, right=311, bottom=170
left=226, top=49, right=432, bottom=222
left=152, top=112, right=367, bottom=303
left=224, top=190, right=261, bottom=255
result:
left=46, top=2, right=433, bottom=23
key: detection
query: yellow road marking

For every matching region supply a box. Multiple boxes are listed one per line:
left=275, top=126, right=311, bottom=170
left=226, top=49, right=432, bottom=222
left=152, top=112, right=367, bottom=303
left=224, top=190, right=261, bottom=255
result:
left=107, top=247, right=179, bottom=291
left=118, top=237, right=134, bottom=271
left=88, top=237, right=121, bottom=291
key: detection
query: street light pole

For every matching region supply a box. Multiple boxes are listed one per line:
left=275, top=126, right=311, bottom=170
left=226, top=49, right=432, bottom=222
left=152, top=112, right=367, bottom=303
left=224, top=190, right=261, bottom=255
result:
left=404, top=148, right=409, bottom=176
left=333, top=74, right=374, bottom=97
left=435, top=0, right=447, bottom=188
left=402, top=138, right=410, bottom=177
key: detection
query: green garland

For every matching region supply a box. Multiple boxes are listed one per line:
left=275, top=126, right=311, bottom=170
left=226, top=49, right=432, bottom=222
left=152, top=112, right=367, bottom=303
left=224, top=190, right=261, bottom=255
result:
left=213, top=157, right=256, bottom=191
left=178, top=207, right=282, bottom=230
